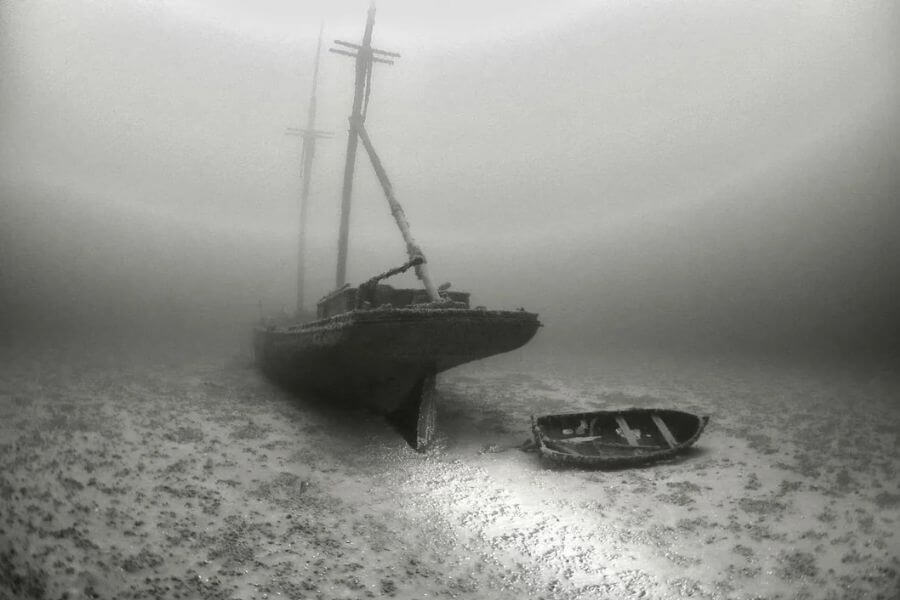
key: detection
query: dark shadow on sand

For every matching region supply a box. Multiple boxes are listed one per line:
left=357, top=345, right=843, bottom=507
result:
left=257, top=371, right=422, bottom=452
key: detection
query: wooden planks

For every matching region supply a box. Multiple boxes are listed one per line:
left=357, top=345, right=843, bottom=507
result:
left=615, top=416, right=639, bottom=447
left=651, top=413, right=677, bottom=448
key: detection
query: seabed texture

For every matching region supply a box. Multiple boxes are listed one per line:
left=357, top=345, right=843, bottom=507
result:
left=1, top=341, right=898, bottom=600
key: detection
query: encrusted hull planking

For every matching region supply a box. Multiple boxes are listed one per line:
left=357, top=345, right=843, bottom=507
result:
left=254, top=305, right=541, bottom=414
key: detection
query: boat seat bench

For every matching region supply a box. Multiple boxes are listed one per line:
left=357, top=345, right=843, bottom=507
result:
left=651, top=413, right=677, bottom=448
left=615, top=416, right=640, bottom=447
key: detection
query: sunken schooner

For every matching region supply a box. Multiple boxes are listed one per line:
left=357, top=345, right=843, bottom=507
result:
left=254, top=6, right=541, bottom=450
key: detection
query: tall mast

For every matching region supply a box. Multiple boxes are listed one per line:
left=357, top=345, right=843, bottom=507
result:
left=286, top=23, right=330, bottom=314
left=332, top=4, right=376, bottom=288
left=330, top=4, right=441, bottom=301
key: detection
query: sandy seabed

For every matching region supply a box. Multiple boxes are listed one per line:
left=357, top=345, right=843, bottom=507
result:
left=0, top=340, right=898, bottom=600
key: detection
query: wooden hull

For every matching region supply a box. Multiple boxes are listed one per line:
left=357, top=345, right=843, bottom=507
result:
left=254, top=306, right=540, bottom=414
left=532, top=408, right=708, bottom=468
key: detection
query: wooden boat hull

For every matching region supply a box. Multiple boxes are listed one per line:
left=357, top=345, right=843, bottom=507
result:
left=254, top=306, right=540, bottom=414
left=532, top=408, right=708, bottom=468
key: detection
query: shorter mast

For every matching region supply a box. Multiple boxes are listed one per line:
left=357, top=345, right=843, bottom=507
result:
left=330, top=4, right=441, bottom=302
left=286, top=24, right=331, bottom=315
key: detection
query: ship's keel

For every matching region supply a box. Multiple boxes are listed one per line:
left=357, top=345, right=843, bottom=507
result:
left=387, top=371, right=437, bottom=451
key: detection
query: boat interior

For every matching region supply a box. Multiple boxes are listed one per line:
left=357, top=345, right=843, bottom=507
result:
left=537, top=410, right=701, bottom=450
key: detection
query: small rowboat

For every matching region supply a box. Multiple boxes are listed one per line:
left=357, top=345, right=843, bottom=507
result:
left=531, top=408, right=709, bottom=468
